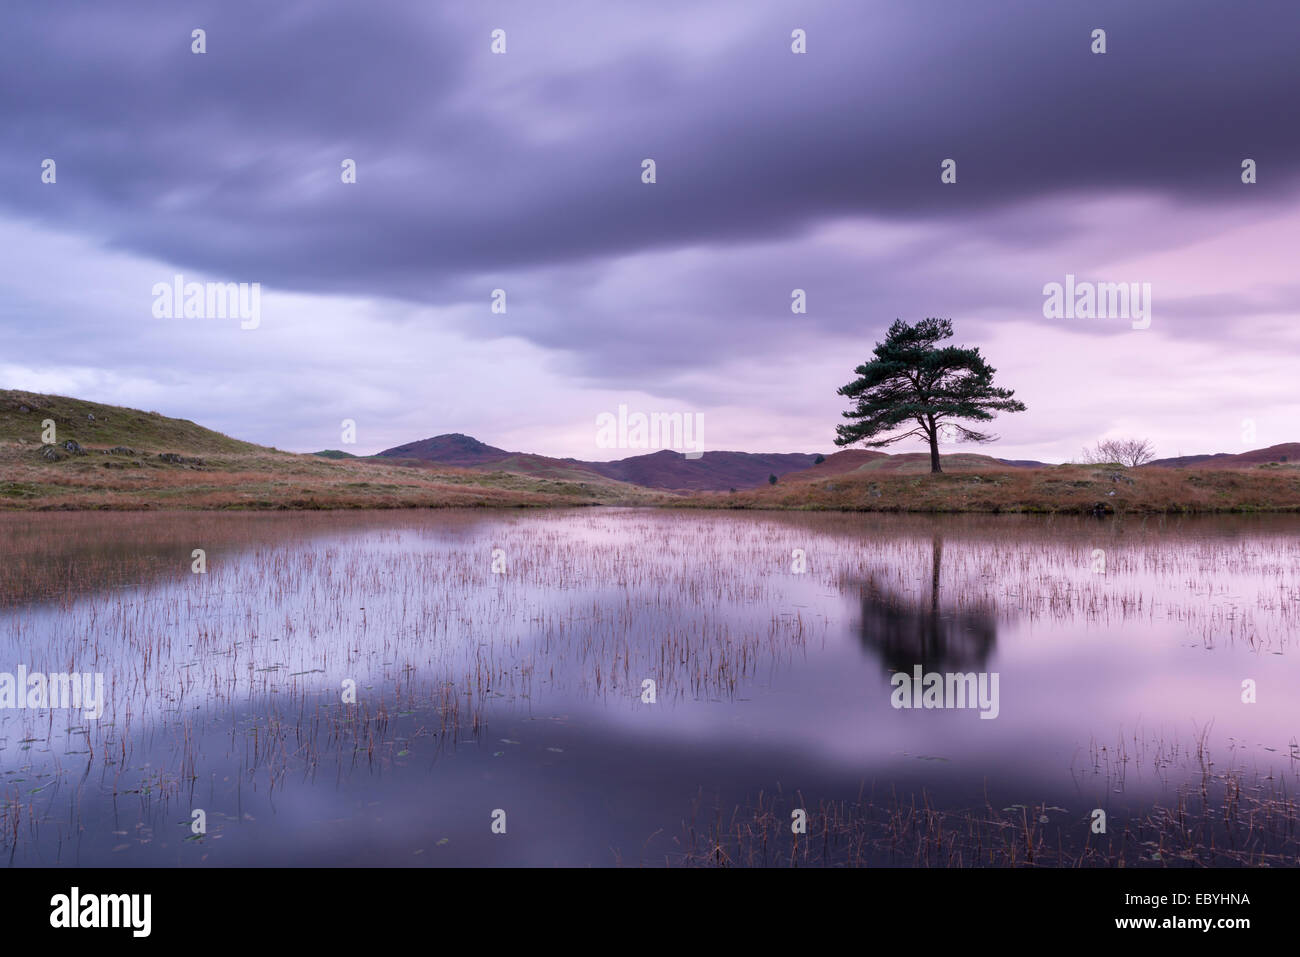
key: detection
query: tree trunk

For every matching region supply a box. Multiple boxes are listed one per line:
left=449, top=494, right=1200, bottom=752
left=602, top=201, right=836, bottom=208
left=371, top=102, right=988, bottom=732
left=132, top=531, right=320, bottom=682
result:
left=928, top=424, right=942, bottom=473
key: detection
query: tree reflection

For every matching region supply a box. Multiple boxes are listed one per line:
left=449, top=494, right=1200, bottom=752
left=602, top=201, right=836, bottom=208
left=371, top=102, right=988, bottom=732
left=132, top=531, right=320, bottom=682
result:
left=853, top=535, right=998, bottom=671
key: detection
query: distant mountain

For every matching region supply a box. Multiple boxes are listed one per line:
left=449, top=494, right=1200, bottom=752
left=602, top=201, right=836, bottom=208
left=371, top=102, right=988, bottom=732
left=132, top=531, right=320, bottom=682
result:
left=1147, top=443, right=1300, bottom=469
left=375, top=434, right=820, bottom=490
left=376, top=433, right=511, bottom=467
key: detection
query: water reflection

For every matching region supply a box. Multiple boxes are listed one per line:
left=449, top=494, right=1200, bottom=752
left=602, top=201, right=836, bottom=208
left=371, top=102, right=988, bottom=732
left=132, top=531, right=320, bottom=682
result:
left=2, top=510, right=1298, bottom=866
left=854, top=536, right=999, bottom=671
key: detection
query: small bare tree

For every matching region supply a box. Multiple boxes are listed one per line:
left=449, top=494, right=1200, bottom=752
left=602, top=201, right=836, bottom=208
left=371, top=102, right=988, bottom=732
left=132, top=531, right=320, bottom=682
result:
left=1114, top=438, right=1156, bottom=467
left=1081, top=437, right=1156, bottom=467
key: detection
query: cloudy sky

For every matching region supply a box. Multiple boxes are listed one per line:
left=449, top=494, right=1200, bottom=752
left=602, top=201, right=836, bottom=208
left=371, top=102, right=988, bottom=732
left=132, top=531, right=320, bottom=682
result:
left=2, top=0, right=1297, bottom=462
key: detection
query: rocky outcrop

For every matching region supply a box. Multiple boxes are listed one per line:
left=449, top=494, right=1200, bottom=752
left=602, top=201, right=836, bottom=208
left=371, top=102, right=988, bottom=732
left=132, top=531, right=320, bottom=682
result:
left=158, top=452, right=205, bottom=466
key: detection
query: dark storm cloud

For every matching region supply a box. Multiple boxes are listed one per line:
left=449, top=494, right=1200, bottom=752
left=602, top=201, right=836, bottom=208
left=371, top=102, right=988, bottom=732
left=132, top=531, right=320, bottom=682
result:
left=3, top=0, right=1296, bottom=290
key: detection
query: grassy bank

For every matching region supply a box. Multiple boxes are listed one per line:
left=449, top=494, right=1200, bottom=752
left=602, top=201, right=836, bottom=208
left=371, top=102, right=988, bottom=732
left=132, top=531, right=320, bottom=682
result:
left=8, top=448, right=1299, bottom=513
left=676, top=461, right=1300, bottom=514
left=0, top=446, right=659, bottom=510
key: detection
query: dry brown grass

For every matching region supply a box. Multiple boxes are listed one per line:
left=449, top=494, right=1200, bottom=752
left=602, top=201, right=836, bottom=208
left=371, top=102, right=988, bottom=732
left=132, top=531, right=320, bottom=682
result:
left=0, top=442, right=660, bottom=510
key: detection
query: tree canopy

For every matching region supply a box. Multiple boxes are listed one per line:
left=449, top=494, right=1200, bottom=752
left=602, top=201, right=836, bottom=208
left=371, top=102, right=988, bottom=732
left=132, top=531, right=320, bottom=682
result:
left=835, top=318, right=1026, bottom=473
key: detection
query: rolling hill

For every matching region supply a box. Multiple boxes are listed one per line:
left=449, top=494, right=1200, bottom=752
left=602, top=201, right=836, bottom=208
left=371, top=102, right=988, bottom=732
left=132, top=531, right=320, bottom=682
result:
left=0, top=389, right=266, bottom=455
left=376, top=433, right=512, bottom=467
left=1146, top=443, right=1300, bottom=469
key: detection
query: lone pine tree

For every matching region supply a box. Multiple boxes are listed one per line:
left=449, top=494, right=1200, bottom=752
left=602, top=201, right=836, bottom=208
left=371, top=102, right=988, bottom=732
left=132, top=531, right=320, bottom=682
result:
left=835, top=318, right=1026, bottom=474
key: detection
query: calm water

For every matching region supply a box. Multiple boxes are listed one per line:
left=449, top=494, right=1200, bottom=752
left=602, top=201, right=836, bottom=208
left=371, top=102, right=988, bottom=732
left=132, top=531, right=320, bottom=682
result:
left=0, top=509, right=1297, bottom=867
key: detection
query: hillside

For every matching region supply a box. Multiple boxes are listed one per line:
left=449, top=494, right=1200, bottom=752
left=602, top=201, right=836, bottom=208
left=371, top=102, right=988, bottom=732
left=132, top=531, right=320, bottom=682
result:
left=0, top=389, right=266, bottom=455
left=0, top=391, right=655, bottom=510
left=782, top=449, right=890, bottom=477
left=1147, top=443, right=1300, bottom=469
